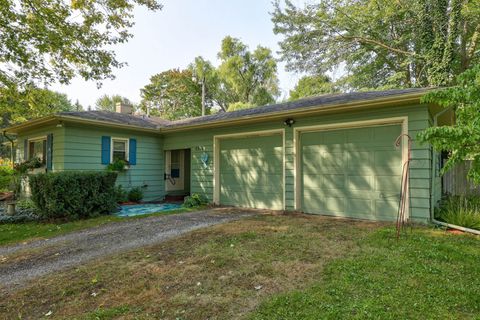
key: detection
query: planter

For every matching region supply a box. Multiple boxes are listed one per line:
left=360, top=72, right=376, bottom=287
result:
left=6, top=202, right=16, bottom=216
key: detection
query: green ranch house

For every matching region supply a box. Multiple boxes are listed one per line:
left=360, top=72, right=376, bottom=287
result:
left=3, top=88, right=454, bottom=222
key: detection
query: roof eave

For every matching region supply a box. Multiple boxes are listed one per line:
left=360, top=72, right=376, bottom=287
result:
left=161, top=91, right=427, bottom=133
left=3, top=115, right=160, bottom=134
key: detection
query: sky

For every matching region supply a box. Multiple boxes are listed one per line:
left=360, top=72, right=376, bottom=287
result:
left=51, top=0, right=305, bottom=109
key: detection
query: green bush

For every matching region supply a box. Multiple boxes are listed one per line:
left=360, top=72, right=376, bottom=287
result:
left=183, top=193, right=208, bottom=208
left=114, top=185, right=128, bottom=203
left=29, top=171, right=118, bottom=220
left=127, top=187, right=144, bottom=202
left=0, top=165, right=14, bottom=191
left=436, top=195, right=480, bottom=230
left=106, top=159, right=129, bottom=173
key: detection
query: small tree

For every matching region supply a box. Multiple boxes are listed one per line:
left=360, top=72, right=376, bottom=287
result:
left=418, top=65, right=480, bottom=183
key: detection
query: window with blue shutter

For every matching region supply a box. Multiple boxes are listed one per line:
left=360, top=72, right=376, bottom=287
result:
left=101, top=136, right=111, bottom=164
left=46, top=133, right=53, bottom=171
left=129, top=138, right=137, bottom=165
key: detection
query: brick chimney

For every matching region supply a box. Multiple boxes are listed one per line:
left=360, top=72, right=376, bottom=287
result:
left=115, top=102, right=133, bottom=115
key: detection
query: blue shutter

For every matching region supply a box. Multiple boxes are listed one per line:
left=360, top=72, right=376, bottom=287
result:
left=101, top=136, right=111, bottom=164
left=23, top=139, right=28, bottom=161
left=46, top=133, right=53, bottom=171
left=129, top=138, right=137, bottom=165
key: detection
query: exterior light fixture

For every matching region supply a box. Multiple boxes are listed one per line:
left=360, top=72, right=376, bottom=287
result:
left=56, top=121, right=63, bottom=128
left=284, top=118, right=295, bottom=127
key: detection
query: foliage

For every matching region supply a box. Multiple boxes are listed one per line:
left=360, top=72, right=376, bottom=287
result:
left=95, top=95, right=133, bottom=112
left=272, top=0, right=480, bottom=89
left=217, top=36, right=279, bottom=110
left=289, top=74, right=338, bottom=100
left=114, top=185, right=128, bottom=203
left=127, top=187, right=144, bottom=202
left=0, top=165, right=14, bottom=191
left=14, top=157, right=43, bottom=174
left=140, top=69, right=204, bottom=120
left=227, top=102, right=255, bottom=112
left=0, top=0, right=162, bottom=89
left=183, top=193, right=208, bottom=208
left=29, top=171, right=118, bottom=220
left=435, top=195, right=480, bottom=230
left=106, top=159, right=129, bottom=173
left=251, top=226, right=480, bottom=319
left=141, top=36, right=280, bottom=119
left=0, top=86, right=76, bottom=127
left=16, top=198, right=37, bottom=210
left=418, top=65, right=480, bottom=183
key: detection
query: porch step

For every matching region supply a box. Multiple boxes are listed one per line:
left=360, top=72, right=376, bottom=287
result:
left=164, top=195, right=187, bottom=202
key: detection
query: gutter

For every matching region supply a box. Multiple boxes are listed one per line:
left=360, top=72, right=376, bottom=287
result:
left=430, top=107, right=479, bottom=236
left=2, top=131, right=15, bottom=167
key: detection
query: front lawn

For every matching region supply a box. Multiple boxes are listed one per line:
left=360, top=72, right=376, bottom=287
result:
left=1, top=214, right=478, bottom=319
left=0, top=206, right=203, bottom=246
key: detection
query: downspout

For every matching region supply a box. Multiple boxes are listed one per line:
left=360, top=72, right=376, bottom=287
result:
left=2, top=131, right=15, bottom=168
left=430, top=108, right=480, bottom=236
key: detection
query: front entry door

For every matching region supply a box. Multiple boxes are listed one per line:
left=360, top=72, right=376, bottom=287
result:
left=165, top=150, right=185, bottom=192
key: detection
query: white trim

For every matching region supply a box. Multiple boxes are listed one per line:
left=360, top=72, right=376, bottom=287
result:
left=213, top=129, right=286, bottom=209
left=293, top=116, right=409, bottom=219
left=110, top=137, right=129, bottom=163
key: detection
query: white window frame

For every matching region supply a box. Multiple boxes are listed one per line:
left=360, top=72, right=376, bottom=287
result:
left=110, top=137, right=129, bottom=163
left=27, top=135, right=47, bottom=163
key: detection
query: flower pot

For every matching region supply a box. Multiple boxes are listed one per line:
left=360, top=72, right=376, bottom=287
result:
left=6, top=202, right=16, bottom=216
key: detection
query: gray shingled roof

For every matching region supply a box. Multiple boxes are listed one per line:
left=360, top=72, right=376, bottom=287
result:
left=59, top=111, right=170, bottom=129
left=57, top=88, right=428, bottom=130
left=166, top=88, right=429, bottom=128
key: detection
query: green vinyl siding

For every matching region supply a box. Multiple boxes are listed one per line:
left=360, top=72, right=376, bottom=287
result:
left=300, top=124, right=402, bottom=220
left=62, top=124, right=164, bottom=202
left=219, top=134, right=283, bottom=210
left=164, top=104, right=433, bottom=222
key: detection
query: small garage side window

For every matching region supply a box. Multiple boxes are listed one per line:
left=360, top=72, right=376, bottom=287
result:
left=111, top=138, right=129, bottom=162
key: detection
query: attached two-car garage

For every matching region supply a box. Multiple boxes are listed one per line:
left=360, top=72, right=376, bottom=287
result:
left=215, top=122, right=404, bottom=221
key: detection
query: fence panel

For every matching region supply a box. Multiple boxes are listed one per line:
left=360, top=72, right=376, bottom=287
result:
left=443, top=161, right=480, bottom=195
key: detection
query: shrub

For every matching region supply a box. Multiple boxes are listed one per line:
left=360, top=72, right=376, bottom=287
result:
left=183, top=193, right=209, bottom=208
left=106, top=159, right=129, bottom=173
left=127, top=187, right=144, bottom=202
left=436, top=195, right=480, bottom=230
left=114, top=185, right=128, bottom=203
left=29, top=171, right=118, bottom=220
left=0, top=165, right=14, bottom=191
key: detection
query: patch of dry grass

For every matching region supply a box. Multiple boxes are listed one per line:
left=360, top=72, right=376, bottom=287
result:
left=0, top=214, right=382, bottom=319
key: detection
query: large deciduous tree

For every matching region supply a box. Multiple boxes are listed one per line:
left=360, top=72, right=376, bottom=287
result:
left=418, top=65, right=480, bottom=183
left=217, top=36, right=280, bottom=110
left=95, top=94, right=133, bottom=112
left=272, top=0, right=480, bottom=89
left=289, top=74, right=338, bottom=100
left=0, top=0, right=162, bottom=89
left=140, top=69, right=204, bottom=120
left=0, top=86, right=76, bottom=127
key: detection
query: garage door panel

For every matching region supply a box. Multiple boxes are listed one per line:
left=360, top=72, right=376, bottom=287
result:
left=220, top=174, right=283, bottom=186
left=219, top=133, right=283, bottom=210
left=346, top=175, right=374, bottom=191
left=301, top=124, right=402, bottom=220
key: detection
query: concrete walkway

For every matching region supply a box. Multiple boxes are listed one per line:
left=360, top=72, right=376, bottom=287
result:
left=0, top=208, right=256, bottom=290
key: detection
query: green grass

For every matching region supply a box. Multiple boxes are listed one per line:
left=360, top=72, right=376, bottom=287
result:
left=250, top=227, right=480, bottom=319
left=0, top=205, right=205, bottom=246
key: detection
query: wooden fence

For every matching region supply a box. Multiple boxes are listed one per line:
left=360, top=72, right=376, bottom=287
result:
left=443, top=161, right=480, bottom=196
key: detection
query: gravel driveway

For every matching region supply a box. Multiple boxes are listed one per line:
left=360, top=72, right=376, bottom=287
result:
left=0, top=208, right=256, bottom=291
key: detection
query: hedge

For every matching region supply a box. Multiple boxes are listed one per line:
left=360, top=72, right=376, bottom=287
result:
left=29, top=171, right=118, bottom=220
